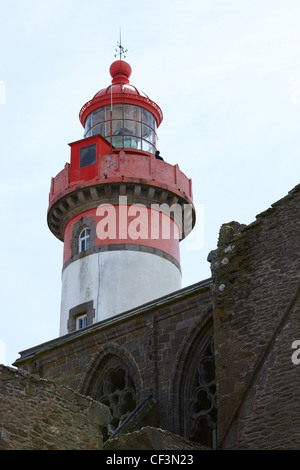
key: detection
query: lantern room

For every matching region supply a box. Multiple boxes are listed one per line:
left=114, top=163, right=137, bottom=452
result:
left=79, top=59, right=163, bottom=155
left=84, top=104, right=157, bottom=153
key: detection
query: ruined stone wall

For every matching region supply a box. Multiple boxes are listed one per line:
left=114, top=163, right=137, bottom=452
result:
left=0, top=365, right=111, bottom=450
left=11, top=186, right=300, bottom=450
left=209, top=185, right=300, bottom=449
left=13, top=282, right=213, bottom=446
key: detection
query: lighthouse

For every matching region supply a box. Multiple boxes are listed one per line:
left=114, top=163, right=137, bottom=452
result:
left=47, top=51, right=195, bottom=337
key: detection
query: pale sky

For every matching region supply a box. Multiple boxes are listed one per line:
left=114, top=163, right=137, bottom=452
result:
left=1, top=0, right=300, bottom=367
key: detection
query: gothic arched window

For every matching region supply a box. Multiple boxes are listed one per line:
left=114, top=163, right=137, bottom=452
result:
left=98, top=363, right=136, bottom=440
left=84, top=356, right=136, bottom=442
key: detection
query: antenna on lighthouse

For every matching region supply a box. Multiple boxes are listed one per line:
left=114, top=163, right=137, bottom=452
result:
left=115, top=28, right=128, bottom=60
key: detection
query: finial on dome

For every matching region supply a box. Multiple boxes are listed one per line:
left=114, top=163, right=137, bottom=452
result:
left=109, top=60, right=132, bottom=84
left=114, top=28, right=128, bottom=60
left=110, top=31, right=131, bottom=85
left=110, top=29, right=131, bottom=84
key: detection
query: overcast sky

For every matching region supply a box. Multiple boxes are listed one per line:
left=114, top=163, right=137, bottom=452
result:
left=1, top=0, right=300, bottom=367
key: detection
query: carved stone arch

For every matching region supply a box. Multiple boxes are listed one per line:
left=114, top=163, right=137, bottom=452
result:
left=79, top=342, right=142, bottom=441
left=170, top=310, right=217, bottom=448
left=80, top=342, right=142, bottom=396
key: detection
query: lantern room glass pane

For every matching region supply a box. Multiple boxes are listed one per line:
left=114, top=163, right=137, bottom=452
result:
left=111, top=120, right=122, bottom=135
left=124, top=120, right=141, bottom=138
left=85, top=114, right=91, bottom=131
left=142, top=140, right=155, bottom=153
left=104, top=121, right=111, bottom=139
left=142, top=109, right=154, bottom=127
left=112, top=104, right=123, bottom=119
left=142, top=124, right=155, bottom=142
left=124, top=135, right=140, bottom=149
left=111, top=135, right=122, bottom=148
left=90, top=123, right=105, bottom=137
left=91, top=108, right=104, bottom=126
left=105, top=107, right=112, bottom=120
left=124, top=104, right=141, bottom=121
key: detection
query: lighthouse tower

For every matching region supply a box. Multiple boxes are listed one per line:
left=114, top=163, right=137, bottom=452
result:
left=47, top=53, right=195, bottom=337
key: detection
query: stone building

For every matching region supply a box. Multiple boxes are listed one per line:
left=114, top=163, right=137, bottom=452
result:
left=0, top=364, right=110, bottom=450
left=7, top=54, right=300, bottom=450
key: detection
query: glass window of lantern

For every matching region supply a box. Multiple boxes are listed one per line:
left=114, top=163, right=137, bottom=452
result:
left=124, top=120, right=141, bottom=138
left=98, top=122, right=106, bottom=136
left=105, top=107, right=112, bottom=121
left=142, top=141, right=155, bottom=153
left=111, top=135, right=123, bottom=148
left=124, top=104, right=141, bottom=121
left=85, top=104, right=157, bottom=154
left=112, top=104, right=123, bottom=120
left=112, top=129, right=140, bottom=150
left=111, top=119, right=123, bottom=136
left=89, top=123, right=101, bottom=137
left=142, top=124, right=155, bottom=143
left=85, top=114, right=91, bottom=132
left=142, top=109, right=154, bottom=127
left=124, top=134, right=140, bottom=149
left=92, top=108, right=104, bottom=127
left=104, top=120, right=111, bottom=139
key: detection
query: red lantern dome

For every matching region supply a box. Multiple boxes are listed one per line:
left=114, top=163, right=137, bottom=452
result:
left=79, top=59, right=163, bottom=140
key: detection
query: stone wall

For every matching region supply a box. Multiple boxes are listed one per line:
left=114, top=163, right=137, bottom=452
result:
left=209, top=184, right=300, bottom=449
left=8, top=184, right=300, bottom=450
left=0, top=365, right=111, bottom=450
left=13, top=281, right=214, bottom=447
left=105, top=426, right=209, bottom=450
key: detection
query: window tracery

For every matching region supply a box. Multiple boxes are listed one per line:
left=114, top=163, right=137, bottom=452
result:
left=95, top=360, right=136, bottom=441
left=187, top=336, right=217, bottom=448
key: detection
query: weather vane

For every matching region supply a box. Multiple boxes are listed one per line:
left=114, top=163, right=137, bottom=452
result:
left=115, top=29, right=128, bottom=60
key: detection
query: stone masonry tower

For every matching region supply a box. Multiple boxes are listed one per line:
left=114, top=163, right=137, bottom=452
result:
left=47, top=54, right=195, bottom=336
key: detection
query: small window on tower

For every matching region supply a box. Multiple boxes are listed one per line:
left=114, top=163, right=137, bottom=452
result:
left=80, top=143, right=96, bottom=168
left=76, top=313, right=87, bottom=330
left=79, top=228, right=90, bottom=252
